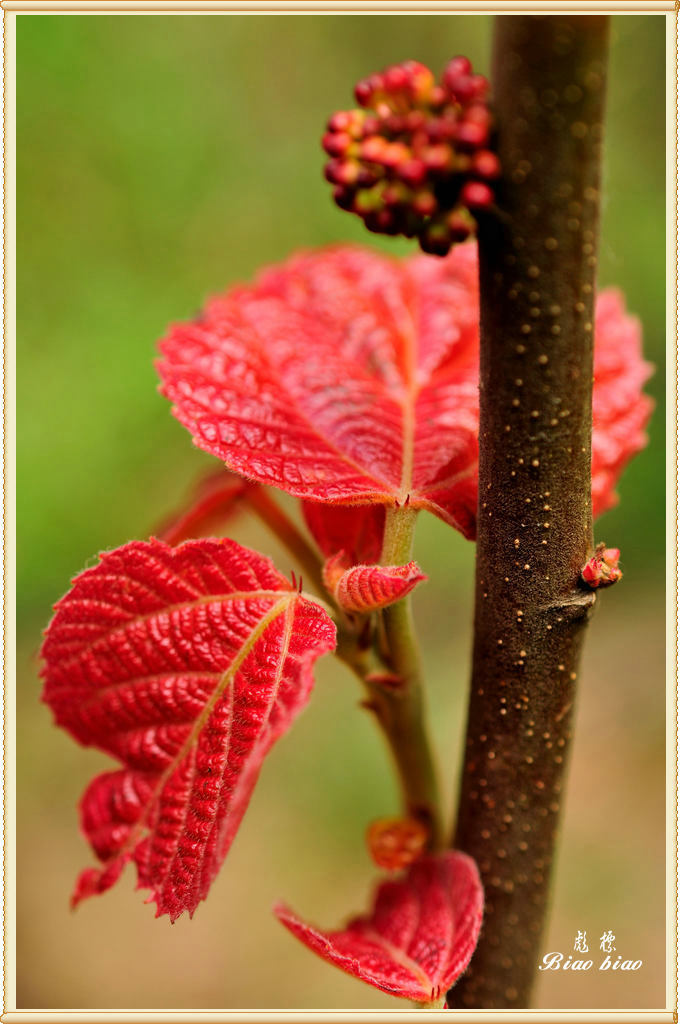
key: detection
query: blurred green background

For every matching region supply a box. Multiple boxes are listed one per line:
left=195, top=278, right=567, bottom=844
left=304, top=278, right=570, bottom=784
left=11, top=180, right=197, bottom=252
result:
left=16, top=13, right=666, bottom=1010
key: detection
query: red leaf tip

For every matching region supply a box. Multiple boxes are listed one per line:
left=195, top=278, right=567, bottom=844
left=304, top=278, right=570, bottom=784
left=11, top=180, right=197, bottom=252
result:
left=275, top=850, right=483, bottom=1003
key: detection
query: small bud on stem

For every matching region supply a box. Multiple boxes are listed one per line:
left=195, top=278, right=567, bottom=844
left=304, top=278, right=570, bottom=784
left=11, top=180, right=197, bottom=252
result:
left=581, top=543, right=622, bottom=588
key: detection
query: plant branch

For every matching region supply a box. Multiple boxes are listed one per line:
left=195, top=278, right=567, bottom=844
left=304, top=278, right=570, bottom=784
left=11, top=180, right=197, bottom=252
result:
left=336, top=506, right=443, bottom=847
left=368, top=505, right=443, bottom=847
left=334, top=611, right=440, bottom=850
left=247, top=489, right=443, bottom=845
left=448, top=15, right=609, bottom=1009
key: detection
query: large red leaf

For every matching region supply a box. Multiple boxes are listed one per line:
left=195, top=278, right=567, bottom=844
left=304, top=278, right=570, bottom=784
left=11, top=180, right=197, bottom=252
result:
left=157, top=243, right=651, bottom=539
left=275, top=851, right=483, bottom=1003
left=41, top=538, right=336, bottom=921
left=158, top=245, right=480, bottom=538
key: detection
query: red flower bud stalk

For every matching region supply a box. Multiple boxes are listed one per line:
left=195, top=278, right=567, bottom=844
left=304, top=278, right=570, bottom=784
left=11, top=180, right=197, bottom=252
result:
left=323, top=58, right=500, bottom=255
left=449, top=16, right=611, bottom=1008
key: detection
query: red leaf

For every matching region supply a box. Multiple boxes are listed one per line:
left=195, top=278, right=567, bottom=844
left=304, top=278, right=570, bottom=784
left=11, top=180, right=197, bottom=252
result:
left=158, top=245, right=480, bottom=538
left=275, top=851, right=483, bottom=1003
left=323, top=553, right=427, bottom=613
left=303, top=502, right=386, bottom=564
left=157, top=244, right=652, bottom=539
left=592, top=289, right=654, bottom=517
left=156, top=469, right=253, bottom=546
left=41, top=538, right=336, bottom=920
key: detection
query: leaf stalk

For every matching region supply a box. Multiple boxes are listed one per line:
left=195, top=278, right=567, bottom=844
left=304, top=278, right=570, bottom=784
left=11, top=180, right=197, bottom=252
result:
left=368, top=505, right=443, bottom=846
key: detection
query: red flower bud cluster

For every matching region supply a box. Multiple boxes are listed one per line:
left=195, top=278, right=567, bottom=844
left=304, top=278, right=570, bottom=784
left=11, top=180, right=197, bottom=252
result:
left=322, top=57, right=499, bottom=256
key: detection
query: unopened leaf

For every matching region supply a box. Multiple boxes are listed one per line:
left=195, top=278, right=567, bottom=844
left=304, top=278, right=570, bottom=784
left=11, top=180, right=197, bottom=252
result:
left=323, top=554, right=427, bottom=613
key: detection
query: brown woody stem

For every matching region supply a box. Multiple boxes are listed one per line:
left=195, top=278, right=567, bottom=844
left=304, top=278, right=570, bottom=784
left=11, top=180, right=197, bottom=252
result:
left=449, top=15, right=609, bottom=1009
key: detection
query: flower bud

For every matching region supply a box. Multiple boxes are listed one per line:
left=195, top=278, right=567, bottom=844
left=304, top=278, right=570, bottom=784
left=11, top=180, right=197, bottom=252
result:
left=332, top=185, right=355, bottom=210
left=421, top=221, right=452, bottom=256
left=412, top=189, right=437, bottom=217
left=381, top=141, right=411, bottom=169
left=365, top=208, right=400, bottom=235
left=382, top=182, right=413, bottom=208
left=383, top=64, right=410, bottom=93
left=322, top=131, right=353, bottom=157
left=408, top=62, right=436, bottom=103
left=327, top=110, right=353, bottom=132
left=353, top=187, right=382, bottom=215
left=455, top=119, right=489, bottom=149
left=322, top=55, right=500, bottom=255
left=442, top=55, right=472, bottom=87
left=460, top=181, right=495, bottom=210
left=324, top=159, right=361, bottom=186
left=396, top=158, right=428, bottom=187
left=423, top=143, right=454, bottom=173
left=472, top=149, right=502, bottom=179
left=360, top=135, right=387, bottom=162
left=447, top=211, right=474, bottom=241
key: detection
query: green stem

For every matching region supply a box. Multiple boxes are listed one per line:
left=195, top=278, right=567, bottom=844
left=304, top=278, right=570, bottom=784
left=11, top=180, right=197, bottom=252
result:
left=380, top=506, right=424, bottom=685
left=246, top=488, right=443, bottom=845
left=360, top=505, right=443, bottom=846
